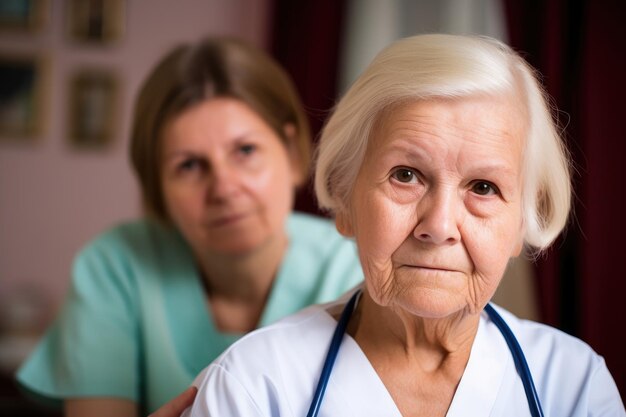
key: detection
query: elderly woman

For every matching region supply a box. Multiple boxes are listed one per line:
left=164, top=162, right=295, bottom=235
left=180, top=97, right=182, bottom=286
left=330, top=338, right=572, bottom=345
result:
left=180, top=34, right=625, bottom=416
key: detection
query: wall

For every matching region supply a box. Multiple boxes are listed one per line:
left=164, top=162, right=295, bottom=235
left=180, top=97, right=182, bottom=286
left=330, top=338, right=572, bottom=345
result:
left=0, top=0, right=270, bottom=325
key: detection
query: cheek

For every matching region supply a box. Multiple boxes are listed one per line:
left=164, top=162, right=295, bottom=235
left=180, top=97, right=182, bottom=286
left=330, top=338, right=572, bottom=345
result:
left=464, top=212, right=523, bottom=290
left=240, top=159, right=295, bottom=221
left=245, top=147, right=295, bottom=193
left=353, top=194, right=415, bottom=295
left=162, top=182, right=203, bottom=226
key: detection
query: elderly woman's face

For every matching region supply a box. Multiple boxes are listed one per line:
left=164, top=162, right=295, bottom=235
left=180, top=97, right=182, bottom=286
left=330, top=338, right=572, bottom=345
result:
left=337, top=95, right=526, bottom=318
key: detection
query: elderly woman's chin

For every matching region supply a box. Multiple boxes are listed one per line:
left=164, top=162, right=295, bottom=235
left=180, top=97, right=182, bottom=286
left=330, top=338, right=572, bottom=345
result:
left=366, top=280, right=491, bottom=320
left=419, top=296, right=477, bottom=319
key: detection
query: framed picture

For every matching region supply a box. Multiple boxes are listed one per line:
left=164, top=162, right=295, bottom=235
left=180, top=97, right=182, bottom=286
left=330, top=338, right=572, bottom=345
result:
left=0, top=54, right=45, bottom=140
left=66, top=0, right=125, bottom=44
left=68, top=69, right=118, bottom=148
left=0, top=0, right=47, bottom=33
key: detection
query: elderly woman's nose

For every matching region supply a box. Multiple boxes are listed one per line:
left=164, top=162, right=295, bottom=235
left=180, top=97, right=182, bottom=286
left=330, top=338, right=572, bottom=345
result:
left=413, top=190, right=461, bottom=245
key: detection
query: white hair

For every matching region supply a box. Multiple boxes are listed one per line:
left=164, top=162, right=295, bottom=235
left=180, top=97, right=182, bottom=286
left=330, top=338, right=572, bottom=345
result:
left=314, top=34, right=571, bottom=253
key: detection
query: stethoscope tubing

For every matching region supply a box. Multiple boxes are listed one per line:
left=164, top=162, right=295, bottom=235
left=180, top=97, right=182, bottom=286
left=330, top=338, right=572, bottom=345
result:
left=306, top=290, right=360, bottom=417
left=307, top=290, right=545, bottom=417
left=484, top=303, right=545, bottom=417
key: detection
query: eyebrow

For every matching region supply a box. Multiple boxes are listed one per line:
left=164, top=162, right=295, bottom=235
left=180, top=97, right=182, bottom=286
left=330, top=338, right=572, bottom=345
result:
left=466, top=164, right=518, bottom=179
left=379, top=142, right=519, bottom=177
left=377, top=141, right=432, bottom=162
left=162, top=150, right=203, bottom=163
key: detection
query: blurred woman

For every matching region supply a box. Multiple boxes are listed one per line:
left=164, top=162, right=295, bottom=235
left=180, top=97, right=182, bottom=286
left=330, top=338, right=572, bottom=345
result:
left=16, top=37, right=362, bottom=416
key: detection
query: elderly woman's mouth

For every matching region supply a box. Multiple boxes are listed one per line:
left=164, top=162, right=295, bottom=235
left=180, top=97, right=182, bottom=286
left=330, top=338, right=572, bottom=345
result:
left=400, top=264, right=457, bottom=273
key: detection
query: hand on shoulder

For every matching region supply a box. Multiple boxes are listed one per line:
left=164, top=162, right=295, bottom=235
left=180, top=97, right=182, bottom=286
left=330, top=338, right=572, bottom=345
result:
left=149, top=387, right=197, bottom=417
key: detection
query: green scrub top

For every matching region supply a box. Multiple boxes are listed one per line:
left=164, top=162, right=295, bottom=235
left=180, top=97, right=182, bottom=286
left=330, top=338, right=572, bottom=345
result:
left=16, top=213, right=363, bottom=413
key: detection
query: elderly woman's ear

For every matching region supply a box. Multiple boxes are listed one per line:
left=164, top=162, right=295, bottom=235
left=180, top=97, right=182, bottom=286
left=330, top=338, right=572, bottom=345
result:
left=335, top=210, right=355, bottom=237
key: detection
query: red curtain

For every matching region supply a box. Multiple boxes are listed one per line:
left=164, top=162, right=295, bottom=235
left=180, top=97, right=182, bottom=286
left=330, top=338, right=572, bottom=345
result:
left=505, top=0, right=626, bottom=397
left=269, top=0, right=348, bottom=215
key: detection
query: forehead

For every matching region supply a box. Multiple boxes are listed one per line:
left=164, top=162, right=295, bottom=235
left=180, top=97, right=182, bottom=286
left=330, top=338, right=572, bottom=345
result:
left=368, top=95, right=528, bottom=160
left=160, top=98, right=271, bottom=147
left=165, top=98, right=262, bottom=129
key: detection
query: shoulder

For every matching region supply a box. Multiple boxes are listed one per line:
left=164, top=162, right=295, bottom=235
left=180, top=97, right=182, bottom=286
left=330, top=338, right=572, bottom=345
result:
left=287, top=212, right=343, bottom=242
left=213, top=296, right=348, bottom=378
left=187, top=304, right=330, bottom=414
left=81, top=218, right=170, bottom=253
left=274, top=213, right=362, bottom=307
left=223, top=302, right=334, bottom=362
left=486, top=304, right=624, bottom=414
left=71, top=218, right=189, bottom=296
left=286, top=212, right=358, bottom=267
left=76, top=218, right=186, bottom=268
left=488, top=304, right=601, bottom=366
left=188, top=299, right=347, bottom=415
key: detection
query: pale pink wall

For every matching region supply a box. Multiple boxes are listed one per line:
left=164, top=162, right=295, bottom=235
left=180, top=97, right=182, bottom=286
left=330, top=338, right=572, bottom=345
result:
left=0, top=0, right=270, bottom=315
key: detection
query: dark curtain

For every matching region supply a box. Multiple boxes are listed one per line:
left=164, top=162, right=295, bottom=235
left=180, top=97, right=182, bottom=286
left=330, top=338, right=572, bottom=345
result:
left=269, top=0, right=348, bottom=216
left=504, top=0, right=626, bottom=397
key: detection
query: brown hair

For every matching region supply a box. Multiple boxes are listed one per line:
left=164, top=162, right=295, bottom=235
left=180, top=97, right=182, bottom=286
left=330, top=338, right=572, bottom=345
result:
left=130, top=37, right=311, bottom=222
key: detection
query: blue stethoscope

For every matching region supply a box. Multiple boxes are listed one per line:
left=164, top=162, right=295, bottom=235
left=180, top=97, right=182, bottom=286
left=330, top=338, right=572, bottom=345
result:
left=306, top=289, right=545, bottom=417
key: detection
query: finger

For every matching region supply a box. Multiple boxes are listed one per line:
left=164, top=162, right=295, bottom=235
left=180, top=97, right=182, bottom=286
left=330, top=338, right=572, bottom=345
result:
left=148, top=386, right=198, bottom=417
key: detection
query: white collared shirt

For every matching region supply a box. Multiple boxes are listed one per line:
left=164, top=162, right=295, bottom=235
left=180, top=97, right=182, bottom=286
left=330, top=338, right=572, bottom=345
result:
left=183, top=291, right=625, bottom=416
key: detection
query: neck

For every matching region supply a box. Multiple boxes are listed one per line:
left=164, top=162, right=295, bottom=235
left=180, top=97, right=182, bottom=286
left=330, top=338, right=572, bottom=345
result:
left=193, top=233, right=288, bottom=332
left=349, top=289, right=479, bottom=372
left=346, top=288, right=481, bottom=416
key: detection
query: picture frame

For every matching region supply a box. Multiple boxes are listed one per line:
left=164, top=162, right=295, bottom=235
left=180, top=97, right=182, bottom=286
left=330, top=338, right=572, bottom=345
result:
left=66, top=0, right=125, bottom=44
left=0, top=53, right=45, bottom=140
left=67, top=68, right=118, bottom=148
left=0, top=0, right=47, bottom=33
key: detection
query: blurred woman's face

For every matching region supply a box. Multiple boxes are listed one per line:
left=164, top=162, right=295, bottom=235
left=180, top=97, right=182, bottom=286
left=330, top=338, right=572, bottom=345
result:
left=337, top=95, right=526, bottom=318
left=160, top=98, right=301, bottom=257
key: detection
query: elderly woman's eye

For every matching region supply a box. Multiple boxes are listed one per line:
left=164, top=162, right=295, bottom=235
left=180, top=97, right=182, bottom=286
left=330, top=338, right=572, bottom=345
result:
left=471, top=181, right=499, bottom=196
left=391, top=168, right=417, bottom=183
